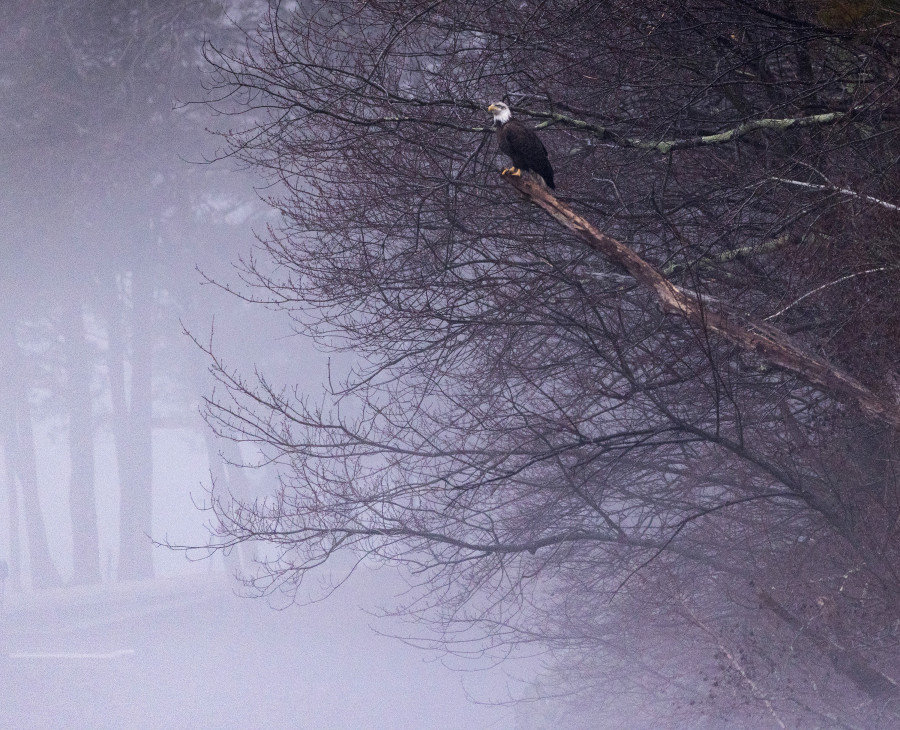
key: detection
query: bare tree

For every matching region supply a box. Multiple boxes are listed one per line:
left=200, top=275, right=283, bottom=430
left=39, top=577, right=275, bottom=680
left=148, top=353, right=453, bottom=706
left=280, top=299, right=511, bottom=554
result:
left=197, top=1, right=900, bottom=725
left=1, top=0, right=241, bottom=584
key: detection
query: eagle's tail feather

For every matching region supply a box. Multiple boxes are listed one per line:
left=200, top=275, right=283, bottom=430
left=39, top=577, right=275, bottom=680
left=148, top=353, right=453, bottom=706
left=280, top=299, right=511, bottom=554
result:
left=542, top=164, right=556, bottom=189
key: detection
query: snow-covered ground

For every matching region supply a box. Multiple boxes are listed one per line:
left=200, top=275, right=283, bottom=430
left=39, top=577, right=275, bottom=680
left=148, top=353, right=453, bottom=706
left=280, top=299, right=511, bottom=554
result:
left=0, top=572, right=522, bottom=730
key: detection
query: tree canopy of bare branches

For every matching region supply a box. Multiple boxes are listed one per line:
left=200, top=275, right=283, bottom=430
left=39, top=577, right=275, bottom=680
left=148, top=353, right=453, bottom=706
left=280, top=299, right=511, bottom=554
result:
left=198, top=1, right=900, bottom=725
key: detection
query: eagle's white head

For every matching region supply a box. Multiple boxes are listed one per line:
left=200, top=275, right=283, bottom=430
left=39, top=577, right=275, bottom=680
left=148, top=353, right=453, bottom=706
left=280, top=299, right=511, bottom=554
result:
left=487, top=102, right=512, bottom=125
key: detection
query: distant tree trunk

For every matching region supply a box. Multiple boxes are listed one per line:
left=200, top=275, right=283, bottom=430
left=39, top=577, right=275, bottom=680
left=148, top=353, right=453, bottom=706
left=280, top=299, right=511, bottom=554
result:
left=13, top=388, right=62, bottom=589
left=61, top=301, right=101, bottom=585
left=1, top=397, right=22, bottom=591
left=108, top=265, right=155, bottom=581
left=0, top=329, right=62, bottom=589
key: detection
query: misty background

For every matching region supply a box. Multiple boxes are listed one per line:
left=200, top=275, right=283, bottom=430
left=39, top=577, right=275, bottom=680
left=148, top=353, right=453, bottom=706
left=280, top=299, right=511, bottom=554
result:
left=0, top=2, right=527, bottom=727
left=4, top=2, right=900, bottom=729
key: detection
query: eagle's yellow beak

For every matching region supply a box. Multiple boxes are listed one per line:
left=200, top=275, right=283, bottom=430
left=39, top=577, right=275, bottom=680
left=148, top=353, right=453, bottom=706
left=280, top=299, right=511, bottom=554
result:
left=487, top=104, right=498, bottom=113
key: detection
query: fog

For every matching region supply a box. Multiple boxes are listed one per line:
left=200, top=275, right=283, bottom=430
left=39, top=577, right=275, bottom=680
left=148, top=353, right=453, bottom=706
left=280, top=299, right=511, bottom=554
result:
left=0, top=3, right=529, bottom=727
left=6, top=3, right=900, bottom=728
left=1, top=571, right=525, bottom=729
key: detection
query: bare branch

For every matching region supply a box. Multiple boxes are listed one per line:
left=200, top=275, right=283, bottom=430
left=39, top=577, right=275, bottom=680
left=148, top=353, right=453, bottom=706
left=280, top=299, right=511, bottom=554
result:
left=771, top=177, right=900, bottom=212
left=503, top=173, right=900, bottom=427
left=531, top=110, right=847, bottom=153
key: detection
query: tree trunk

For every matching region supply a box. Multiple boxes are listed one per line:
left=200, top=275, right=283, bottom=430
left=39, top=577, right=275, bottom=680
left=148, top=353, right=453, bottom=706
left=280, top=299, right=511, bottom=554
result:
left=108, top=266, right=155, bottom=582
left=1, top=393, right=22, bottom=591
left=14, top=387, right=62, bottom=588
left=1, top=328, right=62, bottom=589
left=61, top=301, right=101, bottom=585
left=759, top=589, right=900, bottom=704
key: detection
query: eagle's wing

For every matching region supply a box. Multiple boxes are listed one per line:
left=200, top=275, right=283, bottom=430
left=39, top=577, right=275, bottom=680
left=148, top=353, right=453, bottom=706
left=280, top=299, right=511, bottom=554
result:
left=499, top=120, right=555, bottom=188
left=502, top=120, right=547, bottom=161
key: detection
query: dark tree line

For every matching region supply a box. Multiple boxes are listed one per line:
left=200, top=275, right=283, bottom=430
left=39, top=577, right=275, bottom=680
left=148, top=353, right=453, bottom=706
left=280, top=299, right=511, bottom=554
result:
left=0, top=0, right=259, bottom=587
left=199, top=1, right=900, bottom=725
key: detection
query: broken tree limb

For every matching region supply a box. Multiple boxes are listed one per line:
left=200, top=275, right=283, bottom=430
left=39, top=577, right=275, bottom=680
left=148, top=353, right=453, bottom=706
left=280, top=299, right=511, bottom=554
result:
left=503, top=173, right=900, bottom=428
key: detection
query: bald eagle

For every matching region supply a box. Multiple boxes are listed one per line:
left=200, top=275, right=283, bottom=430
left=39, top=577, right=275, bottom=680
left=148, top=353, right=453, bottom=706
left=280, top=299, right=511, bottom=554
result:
left=488, top=102, right=555, bottom=189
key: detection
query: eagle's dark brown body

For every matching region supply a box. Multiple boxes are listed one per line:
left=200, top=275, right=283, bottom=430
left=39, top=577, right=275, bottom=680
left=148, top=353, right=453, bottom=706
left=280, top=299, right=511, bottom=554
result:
left=495, top=117, right=555, bottom=189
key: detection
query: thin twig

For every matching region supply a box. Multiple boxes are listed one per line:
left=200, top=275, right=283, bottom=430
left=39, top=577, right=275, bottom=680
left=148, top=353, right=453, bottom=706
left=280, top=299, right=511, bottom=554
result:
left=766, top=267, right=892, bottom=321
left=771, top=177, right=900, bottom=212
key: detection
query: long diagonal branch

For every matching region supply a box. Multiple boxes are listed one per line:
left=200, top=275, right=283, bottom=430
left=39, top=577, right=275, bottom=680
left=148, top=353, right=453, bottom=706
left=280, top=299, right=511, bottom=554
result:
left=502, top=174, right=900, bottom=428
